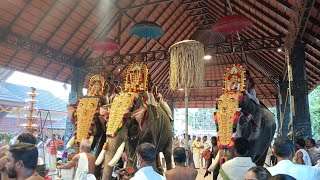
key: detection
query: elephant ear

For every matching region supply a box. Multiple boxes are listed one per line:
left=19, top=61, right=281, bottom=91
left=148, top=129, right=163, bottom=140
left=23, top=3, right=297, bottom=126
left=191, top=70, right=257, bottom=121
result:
left=157, top=94, right=173, bottom=121
left=106, top=92, right=139, bottom=137
left=131, top=105, right=148, bottom=130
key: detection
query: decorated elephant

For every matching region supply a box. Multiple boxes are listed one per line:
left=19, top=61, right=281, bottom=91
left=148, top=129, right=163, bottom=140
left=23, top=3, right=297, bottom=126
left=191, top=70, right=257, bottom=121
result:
left=208, top=65, right=276, bottom=173
left=66, top=74, right=107, bottom=152
left=95, top=60, right=173, bottom=179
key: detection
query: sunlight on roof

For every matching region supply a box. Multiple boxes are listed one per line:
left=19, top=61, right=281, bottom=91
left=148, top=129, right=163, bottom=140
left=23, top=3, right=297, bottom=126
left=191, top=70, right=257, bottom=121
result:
left=6, top=71, right=71, bottom=101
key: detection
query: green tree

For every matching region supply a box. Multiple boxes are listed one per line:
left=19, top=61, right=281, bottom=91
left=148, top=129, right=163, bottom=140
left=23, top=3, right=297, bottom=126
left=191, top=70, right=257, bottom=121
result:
left=309, top=85, right=320, bottom=140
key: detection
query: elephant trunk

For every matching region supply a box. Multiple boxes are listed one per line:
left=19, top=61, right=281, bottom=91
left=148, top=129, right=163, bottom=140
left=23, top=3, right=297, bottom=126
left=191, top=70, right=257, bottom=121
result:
left=101, top=131, right=127, bottom=180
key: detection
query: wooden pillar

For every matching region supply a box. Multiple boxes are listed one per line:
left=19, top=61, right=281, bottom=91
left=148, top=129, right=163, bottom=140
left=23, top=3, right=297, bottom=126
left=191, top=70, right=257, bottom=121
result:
left=289, top=43, right=312, bottom=139
left=275, top=96, right=281, bottom=136
left=68, top=67, right=87, bottom=104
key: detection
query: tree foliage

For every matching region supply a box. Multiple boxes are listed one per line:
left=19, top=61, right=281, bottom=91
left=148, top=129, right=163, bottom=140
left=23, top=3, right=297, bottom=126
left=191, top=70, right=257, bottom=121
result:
left=309, top=85, right=320, bottom=140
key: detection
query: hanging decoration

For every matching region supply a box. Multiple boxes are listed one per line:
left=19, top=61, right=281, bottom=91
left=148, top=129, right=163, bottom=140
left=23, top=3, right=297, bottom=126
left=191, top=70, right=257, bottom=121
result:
left=214, top=64, right=246, bottom=149
left=131, top=20, right=163, bottom=38
left=212, top=14, right=252, bottom=57
left=92, top=38, right=120, bottom=52
left=169, top=40, right=205, bottom=149
left=169, top=40, right=205, bottom=90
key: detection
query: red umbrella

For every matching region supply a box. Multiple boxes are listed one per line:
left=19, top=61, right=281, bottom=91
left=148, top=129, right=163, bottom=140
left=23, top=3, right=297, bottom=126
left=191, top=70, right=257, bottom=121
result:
left=212, top=14, right=252, bottom=33
left=212, top=14, right=252, bottom=57
left=92, top=38, right=120, bottom=52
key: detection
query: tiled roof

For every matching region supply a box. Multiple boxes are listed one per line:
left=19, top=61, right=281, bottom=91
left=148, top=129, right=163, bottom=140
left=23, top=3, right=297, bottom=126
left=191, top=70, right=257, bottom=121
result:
left=0, top=85, right=24, bottom=104
left=2, top=83, right=67, bottom=112
left=46, top=117, right=67, bottom=130
left=0, top=117, right=58, bottom=133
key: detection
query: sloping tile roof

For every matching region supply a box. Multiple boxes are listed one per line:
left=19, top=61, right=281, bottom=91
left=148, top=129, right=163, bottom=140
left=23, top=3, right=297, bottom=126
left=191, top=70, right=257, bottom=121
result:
left=0, top=85, right=24, bottom=104
left=0, top=117, right=58, bottom=133
left=46, top=116, right=67, bottom=130
left=3, top=82, right=67, bottom=112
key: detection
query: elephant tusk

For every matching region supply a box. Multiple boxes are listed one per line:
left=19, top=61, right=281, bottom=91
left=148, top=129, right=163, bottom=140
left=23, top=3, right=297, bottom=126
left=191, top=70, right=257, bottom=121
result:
left=66, top=136, right=75, bottom=149
left=95, top=149, right=105, bottom=165
left=108, top=141, right=125, bottom=167
left=208, top=151, right=220, bottom=172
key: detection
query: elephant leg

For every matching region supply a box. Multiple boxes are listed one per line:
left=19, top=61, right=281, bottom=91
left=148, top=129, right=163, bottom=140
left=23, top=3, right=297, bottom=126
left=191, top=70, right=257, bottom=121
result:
left=164, top=146, right=173, bottom=170
left=155, top=154, right=164, bottom=175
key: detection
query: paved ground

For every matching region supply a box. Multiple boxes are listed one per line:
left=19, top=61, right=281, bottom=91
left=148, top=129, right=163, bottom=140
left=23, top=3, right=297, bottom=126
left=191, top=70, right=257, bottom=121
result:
left=48, top=168, right=212, bottom=180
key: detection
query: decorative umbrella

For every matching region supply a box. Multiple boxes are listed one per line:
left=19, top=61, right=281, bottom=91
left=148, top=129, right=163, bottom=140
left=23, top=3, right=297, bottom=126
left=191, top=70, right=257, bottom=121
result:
left=131, top=20, right=163, bottom=38
left=92, top=38, right=120, bottom=52
left=212, top=14, right=252, bottom=56
left=169, top=40, right=205, bottom=149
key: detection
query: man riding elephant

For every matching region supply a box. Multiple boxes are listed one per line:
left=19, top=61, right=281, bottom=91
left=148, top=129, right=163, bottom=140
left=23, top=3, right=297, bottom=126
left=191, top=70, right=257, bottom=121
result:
left=95, top=59, right=173, bottom=179
left=206, top=65, right=276, bottom=177
left=66, top=74, right=107, bottom=152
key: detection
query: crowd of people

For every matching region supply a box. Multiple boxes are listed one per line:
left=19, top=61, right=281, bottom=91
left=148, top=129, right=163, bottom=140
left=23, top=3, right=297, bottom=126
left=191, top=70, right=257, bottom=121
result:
left=1, top=131, right=320, bottom=180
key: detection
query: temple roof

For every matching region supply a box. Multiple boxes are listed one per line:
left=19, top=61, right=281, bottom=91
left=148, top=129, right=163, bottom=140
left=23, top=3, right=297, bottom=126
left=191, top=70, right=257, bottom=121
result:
left=0, top=0, right=319, bottom=108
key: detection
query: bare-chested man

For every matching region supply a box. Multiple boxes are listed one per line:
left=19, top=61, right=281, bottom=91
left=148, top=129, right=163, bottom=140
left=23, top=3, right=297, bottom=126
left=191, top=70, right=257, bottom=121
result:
left=1, top=133, right=43, bottom=180
left=165, top=147, right=198, bottom=180
left=5, top=143, right=43, bottom=180
left=57, top=139, right=96, bottom=179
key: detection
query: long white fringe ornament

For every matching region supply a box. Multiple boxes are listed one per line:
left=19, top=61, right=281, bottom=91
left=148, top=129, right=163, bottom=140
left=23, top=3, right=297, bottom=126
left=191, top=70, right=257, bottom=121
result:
left=169, top=40, right=205, bottom=90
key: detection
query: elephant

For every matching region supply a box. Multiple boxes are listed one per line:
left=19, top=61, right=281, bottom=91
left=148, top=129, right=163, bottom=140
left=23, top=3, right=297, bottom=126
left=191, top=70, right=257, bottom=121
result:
left=209, top=93, right=276, bottom=172
left=95, top=91, right=173, bottom=180
left=66, top=74, right=107, bottom=152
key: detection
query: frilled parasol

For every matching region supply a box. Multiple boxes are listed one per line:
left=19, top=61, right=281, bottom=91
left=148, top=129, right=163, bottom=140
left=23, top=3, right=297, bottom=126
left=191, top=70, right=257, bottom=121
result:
left=169, top=40, right=205, bottom=149
left=131, top=20, right=163, bottom=38
left=92, top=38, right=120, bottom=52
left=212, top=14, right=252, bottom=56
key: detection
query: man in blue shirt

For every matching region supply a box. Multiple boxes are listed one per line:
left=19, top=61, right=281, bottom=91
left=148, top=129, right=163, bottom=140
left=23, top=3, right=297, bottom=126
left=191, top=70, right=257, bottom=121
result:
left=131, top=142, right=165, bottom=180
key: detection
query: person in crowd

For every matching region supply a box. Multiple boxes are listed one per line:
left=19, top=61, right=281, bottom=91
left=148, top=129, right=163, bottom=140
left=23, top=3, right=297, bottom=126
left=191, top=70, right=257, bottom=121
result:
left=217, top=137, right=256, bottom=180
left=245, top=70, right=259, bottom=104
left=292, top=138, right=312, bottom=165
left=173, top=136, right=180, bottom=149
left=192, top=137, right=202, bottom=169
left=45, top=134, right=64, bottom=171
left=1, top=133, right=44, bottom=180
left=165, top=147, right=197, bottom=180
left=267, top=137, right=320, bottom=179
left=57, top=139, right=96, bottom=179
left=269, top=174, right=296, bottom=180
left=245, top=166, right=271, bottom=180
left=205, top=136, right=219, bottom=179
left=5, top=143, right=41, bottom=180
left=190, top=135, right=196, bottom=153
left=305, top=138, right=320, bottom=165
left=200, top=137, right=204, bottom=168
left=201, top=136, right=211, bottom=169
left=130, top=142, right=165, bottom=180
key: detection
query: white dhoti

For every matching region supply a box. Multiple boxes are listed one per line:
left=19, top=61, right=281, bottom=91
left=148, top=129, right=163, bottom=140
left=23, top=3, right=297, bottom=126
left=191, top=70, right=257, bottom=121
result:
left=46, top=154, right=57, bottom=170
left=193, top=152, right=200, bottom=168
left=75, top=153, right=96, bottom=180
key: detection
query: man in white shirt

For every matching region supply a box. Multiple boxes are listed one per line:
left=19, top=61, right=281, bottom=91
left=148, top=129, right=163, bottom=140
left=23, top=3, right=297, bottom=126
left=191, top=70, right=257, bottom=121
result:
left=267, top=137, right=320, bottom=180
left=216, top=137, right=256, bottom=180
left=131, top=142, right=165, bottom=180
